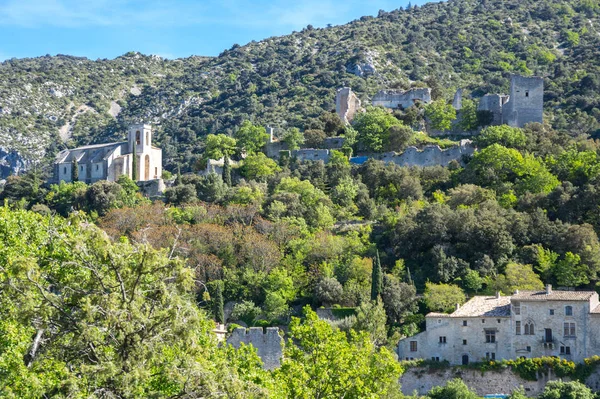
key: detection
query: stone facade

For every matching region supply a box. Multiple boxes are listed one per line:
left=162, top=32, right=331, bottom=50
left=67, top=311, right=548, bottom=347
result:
left=400, top=365, right=600, bottom=397
left=227, top=327, right=283, bottom=370
left=336, top=87, right=362, bottom=124
left=54, top=124, right=162, bottom=184
left=372, top=88, right=432, bottom=110
left=398, top=286, right=600, bottom=366
left=477, top=75, right=544, bottom=128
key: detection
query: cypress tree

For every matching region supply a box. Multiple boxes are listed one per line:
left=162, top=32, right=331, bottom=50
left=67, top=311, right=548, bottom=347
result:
left=371, top=250, right=383, bottom=301
left=175, top=165, right=182, bottom=186
left=222, top=156, right=232, bottom=186
left=72, top=158, right=79, bottom=182
left=131, top=144, right=138, bottom=181
left=214, top=281, right=225, bottom=324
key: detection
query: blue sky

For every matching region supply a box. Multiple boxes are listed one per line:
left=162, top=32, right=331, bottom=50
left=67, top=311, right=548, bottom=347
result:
left=0, top=0, right=432, bottom=61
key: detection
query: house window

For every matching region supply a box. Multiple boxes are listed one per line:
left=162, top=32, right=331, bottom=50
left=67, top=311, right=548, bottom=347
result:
left=439, top=336, right=447, bottom=344
left=565, top=306, right=573, bottom=316
left=486, top=352, right=496, bottom=360
left=482, top=319, right=485, bottom=323
left=96, top=164, right=99, bottom=171
left=516, top=321, right=521, bottom=335
left=527, top=346, right=531, bottom=352
left=524, top=321, right=535, bottom=335
left=560, top=346, right=571, bottom=355
left=63, top=166, right=67, bottom=174
left=564, top=322, right=576, bottom=337
left=514, top=303, right=520, bottom=315
left=146, top=131, right=149, bottom=145
left=485, top=330, right=496, bottom=343
left=525, top=90, right=530, bottom=97
left=463, top=320, right=468, bottom=326
left=463, top=339, right=467, bottom=345
left=497, top=319, right=501, bottom=323
left=437, top=319, right=441, bottom=324
left=549, top=309, right=555, bottom=315
left=410, top=341, right=417, bottom=352
left=155, top=167, right=158, bottom=177
left=431, top=357, right=440, bottom=362
left=80, top=166, right=83, bottom=171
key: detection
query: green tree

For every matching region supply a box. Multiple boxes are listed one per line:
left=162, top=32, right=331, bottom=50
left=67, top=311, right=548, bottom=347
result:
left=234, top=120, right=269, bottom=154
left=491, top=263, right=544, bottom=294
left=132, top=144, right=138, bottom=181
left=353, top=107, right=403, bottom=152
left=223, top=155, right=232, bottom=186
left=354, top=300, right=388, bottom=345
left=425, top=99, right=457, bottom=131
left=273, top=307, right=403, bottom=398
left=427, top=379, right=480, bottom=399
left=423, top=282, right=466, bottom=313
left=371, top=250, right=383, bottom=301
left=214, top=280, right=225, bottom=324
left=475, top=125, right=527, bottom=149
left=459, top=99, right=479, bottom=131
left=538, top=380, right=595, bottom=399
left=282, top=127, right=305, bottom=151
left=71, top=157, right=79, bottom=182
left=553, top=252, right=590, bottom=287
left=231, top=300, right=262, bottom=326
left=241, top=152, right=281, bottom=180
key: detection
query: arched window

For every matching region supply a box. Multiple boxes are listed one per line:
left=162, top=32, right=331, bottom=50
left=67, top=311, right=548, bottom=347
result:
left=524, top=321, right=535, bottom=335
left=136, top=131, right=141, bottom=145
left=565, top=306, right=573, bottom=316
left=146, top=131, right=149, bottom=145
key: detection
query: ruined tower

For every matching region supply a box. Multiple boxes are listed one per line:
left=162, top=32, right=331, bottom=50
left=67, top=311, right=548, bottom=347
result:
left=502, top=75, right=544, bottom=127
left=336, top=87, right=362, bottom=124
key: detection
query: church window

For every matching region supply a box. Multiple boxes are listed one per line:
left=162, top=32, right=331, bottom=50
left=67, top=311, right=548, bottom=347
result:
left=516, top=321, right=521, bottom=335
left=136, top=131, right=141, bottom=145
left=524, top=321, right=534, bottom=335
left=63, top=166, right=67, bottom=174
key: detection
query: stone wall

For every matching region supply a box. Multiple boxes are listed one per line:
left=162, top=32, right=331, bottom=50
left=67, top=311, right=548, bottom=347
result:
left=478, top=94, right=509, bottom=125
left=336, top=87, right=362, bottom=124
left=227, top=327, right=283, bottom=370
left=372, top=88, right=432, bottom=110
left=355, top=140, right=474, bottom=168
left=401, top=366, right=600, bottom=397
left=137, top=178, right=165, bottom=197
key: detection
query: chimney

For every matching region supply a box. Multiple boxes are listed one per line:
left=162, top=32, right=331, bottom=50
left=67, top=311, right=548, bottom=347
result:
left=546, top=284, right=552, bottom=295
left=455, top=303, right=461, bottom=311
left=514, top=289, right=519, bottom=295
left=496, top=291, right=501, bottom=299
left=266, top=126, right=274, bottom=143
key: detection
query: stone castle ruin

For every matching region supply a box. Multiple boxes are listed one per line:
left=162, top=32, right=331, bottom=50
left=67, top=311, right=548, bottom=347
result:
left=227, top=327, right=283, bottom=370
left=372, top=88, right=432, bottom=110
left=478, top=75, right=544, bottom=128
left=336, top=87, right=362, bottom=124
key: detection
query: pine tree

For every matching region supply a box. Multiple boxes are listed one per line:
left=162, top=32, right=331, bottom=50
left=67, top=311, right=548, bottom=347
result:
left=371, top=250, right=383, bottom=301
left=214, top=281, right=225, bottom=324
left=222, top=156, right=232, bottom=186
left=132, top=144, right=138, bottom=181
left=72, top=158, right=79, bottom=182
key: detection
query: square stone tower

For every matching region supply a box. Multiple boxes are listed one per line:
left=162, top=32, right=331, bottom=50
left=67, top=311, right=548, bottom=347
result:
left=502, top=75, right=544, bottom=127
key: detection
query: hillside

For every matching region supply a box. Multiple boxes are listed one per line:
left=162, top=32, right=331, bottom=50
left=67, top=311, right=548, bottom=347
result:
left=0, top=0, right=599, bottom=175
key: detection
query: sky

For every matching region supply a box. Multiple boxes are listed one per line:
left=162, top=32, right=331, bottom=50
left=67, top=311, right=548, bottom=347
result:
left=0, top=0, right=433, bottom=61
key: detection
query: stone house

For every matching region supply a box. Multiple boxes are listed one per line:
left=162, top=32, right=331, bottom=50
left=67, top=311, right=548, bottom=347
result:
left=54, top=124, right=162, bottom=183
left=398, top=285, right=600, bottom=365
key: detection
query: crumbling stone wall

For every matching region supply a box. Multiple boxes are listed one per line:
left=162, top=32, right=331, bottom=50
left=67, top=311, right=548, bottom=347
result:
left=372, top=88, right=432, bottom=109
left=227, top=327, right=283, bottom=370
left=478, top=94, right=509, bottom=125
left=361, top=140, right=474, bottom=168
left=336, top=87, right=362, bottom=124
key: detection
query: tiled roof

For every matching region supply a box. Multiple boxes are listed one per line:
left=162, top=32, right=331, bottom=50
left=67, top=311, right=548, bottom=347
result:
left=426, top=296, right=511, bottom=318
left=511, top=290, right=596, bottom=302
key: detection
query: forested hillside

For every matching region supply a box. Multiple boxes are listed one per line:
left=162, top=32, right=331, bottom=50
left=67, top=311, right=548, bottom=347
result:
left=1, top=0, right=599, bottom=172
